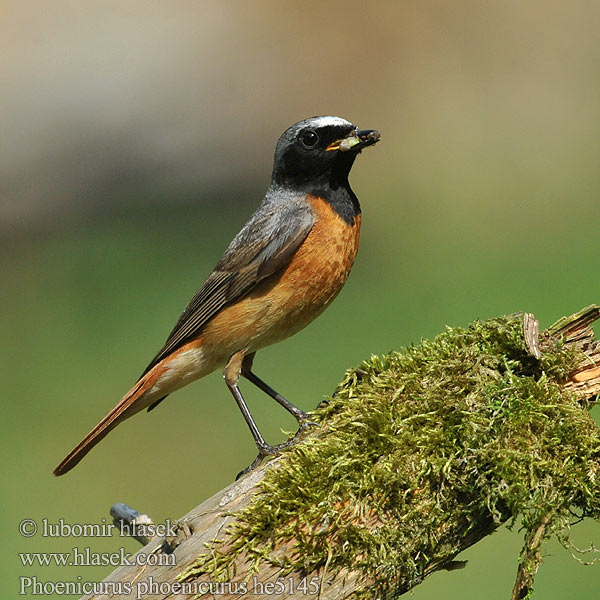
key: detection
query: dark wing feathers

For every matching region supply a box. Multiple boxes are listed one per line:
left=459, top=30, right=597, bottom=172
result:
left=140, top=198, right=314, bottom=377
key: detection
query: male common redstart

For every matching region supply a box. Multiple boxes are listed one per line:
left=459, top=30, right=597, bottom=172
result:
left=54, top=116, right=380, bottom=476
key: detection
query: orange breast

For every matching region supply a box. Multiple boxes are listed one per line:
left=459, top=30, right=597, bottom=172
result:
left=199, top=195, right=361, bottom=361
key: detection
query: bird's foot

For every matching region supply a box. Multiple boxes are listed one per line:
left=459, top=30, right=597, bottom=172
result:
left=294, top=410, right=319, bottom=430
left=235, top=454, right=265, bottom=480
left=235, top=439, right=297, bottom=480
left=235, top=421, right=317, bottom=480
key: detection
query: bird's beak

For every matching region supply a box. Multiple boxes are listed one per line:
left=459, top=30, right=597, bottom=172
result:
left=326, top=128, right=381, bottom=152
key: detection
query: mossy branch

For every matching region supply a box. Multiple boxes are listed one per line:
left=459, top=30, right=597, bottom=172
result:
left=84, top=306, right=600, bottom=600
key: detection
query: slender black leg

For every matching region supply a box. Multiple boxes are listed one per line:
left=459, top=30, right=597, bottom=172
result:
left=241, top=353, right=317, bottom=426
left=226, top=377, right=308, bottom=479
left=226, top=352, right=318, bottom=479
left=225, top=380, right=269, bottom=453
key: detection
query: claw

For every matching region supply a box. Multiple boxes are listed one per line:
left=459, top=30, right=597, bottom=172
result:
left=235, top=454, right=265, bottom=480
left=294, top=410, right=319, bottom=429
left=235, top=421, right=317, bottom=479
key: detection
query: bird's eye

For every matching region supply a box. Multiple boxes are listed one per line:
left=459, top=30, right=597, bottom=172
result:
left=299, top=129, right=319, bottom=149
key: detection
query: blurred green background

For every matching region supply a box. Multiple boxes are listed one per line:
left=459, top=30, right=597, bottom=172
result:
left=3, top=1, right=599, bottom=598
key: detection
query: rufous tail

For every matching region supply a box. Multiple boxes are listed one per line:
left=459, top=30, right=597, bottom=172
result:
left=53, top=369, right=162, bottom=476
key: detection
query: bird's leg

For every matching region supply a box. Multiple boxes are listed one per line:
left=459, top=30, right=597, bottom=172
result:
left=241, top=353, right=316, bottom=428
left=224, top=351, right=270, bottom=453
left=225, top=351, right=304, bottom=479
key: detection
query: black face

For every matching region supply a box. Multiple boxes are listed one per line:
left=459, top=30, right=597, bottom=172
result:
left=271, top=116, right=378, bottom=190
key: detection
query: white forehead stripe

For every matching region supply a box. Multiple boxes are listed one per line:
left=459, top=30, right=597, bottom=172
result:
left=308, top=116, right=353, bottom=128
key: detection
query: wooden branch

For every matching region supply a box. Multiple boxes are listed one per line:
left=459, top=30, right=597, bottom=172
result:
left=110, top=502, right=156, bottom=547
left=82, top=306, right=600, bottom=600
left=511, top=512, right=553, bottom=600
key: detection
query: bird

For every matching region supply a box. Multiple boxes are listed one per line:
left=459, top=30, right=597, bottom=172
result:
left=53, top=116, right=380, bottom=477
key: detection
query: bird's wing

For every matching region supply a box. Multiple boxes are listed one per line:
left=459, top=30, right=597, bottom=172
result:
left=140, top=199, right=314, bottom=376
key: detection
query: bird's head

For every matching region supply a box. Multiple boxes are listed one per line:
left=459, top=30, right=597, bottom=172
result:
left=271, top=116, right=380, bottom=189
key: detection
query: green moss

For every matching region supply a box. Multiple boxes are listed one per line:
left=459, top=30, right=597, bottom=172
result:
left=179, top=315, right=599, bottom=598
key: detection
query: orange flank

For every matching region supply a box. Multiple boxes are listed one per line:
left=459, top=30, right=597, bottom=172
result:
left=200, top=195, right=361, bottom=356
